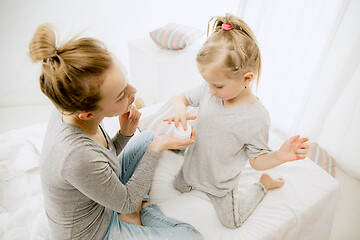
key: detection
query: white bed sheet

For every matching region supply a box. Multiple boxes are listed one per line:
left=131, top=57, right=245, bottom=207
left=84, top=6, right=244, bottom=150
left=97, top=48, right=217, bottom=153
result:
left=150, top=151, right=339, bottom=240
left=0, top=104, right=340, bottom=240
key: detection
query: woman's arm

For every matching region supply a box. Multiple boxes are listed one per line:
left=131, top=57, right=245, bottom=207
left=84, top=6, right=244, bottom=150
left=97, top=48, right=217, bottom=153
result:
left=64, top=131, right=195, bottom=214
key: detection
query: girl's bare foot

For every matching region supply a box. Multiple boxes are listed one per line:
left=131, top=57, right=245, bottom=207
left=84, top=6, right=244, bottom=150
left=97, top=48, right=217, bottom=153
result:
left=259, top=173, right=285, bottom=190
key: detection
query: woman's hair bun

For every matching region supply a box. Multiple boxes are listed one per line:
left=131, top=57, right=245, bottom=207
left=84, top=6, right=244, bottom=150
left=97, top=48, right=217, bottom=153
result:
left=28, top=22, right=113, bottom=113
left=29, top=23, right=58, bottom=63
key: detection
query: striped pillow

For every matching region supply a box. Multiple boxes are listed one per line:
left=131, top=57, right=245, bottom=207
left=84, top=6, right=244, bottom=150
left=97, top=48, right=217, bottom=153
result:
left=150, top=23, right=204, bottom=50
left=306, top=142, right=336, bottom=177
left=138, top=97, right=198, bottom=136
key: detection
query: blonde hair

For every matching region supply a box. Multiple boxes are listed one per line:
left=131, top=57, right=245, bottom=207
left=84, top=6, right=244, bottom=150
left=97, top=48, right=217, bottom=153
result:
left=196, top=13, right=261, bottom=87
left=29, top=23, right=112, bottom=113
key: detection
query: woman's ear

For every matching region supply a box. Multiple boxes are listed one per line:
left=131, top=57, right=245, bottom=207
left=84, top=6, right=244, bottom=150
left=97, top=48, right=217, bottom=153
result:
left=78, top=112, right=95, bottom=120
left=243, top=72, right=254, bottom=86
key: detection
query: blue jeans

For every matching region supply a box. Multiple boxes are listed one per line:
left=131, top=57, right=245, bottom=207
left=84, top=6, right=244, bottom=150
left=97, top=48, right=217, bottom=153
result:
left=104, top=131, right=203, bottom=240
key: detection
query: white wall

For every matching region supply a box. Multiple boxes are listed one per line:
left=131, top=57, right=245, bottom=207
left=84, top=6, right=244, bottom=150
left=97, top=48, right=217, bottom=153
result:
left=0, top=0, right=239, bottom=109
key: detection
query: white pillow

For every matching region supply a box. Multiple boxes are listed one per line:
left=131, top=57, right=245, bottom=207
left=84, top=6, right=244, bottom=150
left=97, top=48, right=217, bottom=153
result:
left=150, top=23, right=204, bottom=50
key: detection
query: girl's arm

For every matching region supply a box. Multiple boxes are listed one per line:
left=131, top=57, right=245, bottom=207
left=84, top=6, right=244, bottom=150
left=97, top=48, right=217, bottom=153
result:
left=249, top=135, right=309, bottom=171
left=174, top=93, right=190, bottom=109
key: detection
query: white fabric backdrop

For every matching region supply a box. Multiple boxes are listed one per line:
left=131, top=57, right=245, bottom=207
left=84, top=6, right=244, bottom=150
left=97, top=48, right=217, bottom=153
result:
left=237, top=0, right=360, bottom=179
left=0, top=0, right=359, bottom=178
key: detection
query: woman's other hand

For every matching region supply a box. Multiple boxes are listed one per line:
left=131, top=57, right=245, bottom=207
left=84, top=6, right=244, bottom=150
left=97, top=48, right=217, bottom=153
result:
left=119, top=106, right=141, bottom=136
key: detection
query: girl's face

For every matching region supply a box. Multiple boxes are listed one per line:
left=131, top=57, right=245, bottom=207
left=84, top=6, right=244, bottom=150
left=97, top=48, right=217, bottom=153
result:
left=97, top=57, right=136, bottom=117
left=198, top=63, right=248, bottom=103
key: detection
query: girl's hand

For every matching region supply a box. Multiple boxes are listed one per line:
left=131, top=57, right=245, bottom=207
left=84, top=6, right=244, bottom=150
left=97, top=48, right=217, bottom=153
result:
left=119, top=106, right=141, bottom=136
left=276, top=135, right=310, bottom=162
left=164, top=93, right=195, bottom=131
left=163, top=110, right=197, bottom=131
left=149, top=128, right=195, bottom=152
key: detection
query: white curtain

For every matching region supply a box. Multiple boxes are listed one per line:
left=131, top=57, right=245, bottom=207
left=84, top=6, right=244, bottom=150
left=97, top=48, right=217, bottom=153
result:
left=238, top=0, right=360, bottom=179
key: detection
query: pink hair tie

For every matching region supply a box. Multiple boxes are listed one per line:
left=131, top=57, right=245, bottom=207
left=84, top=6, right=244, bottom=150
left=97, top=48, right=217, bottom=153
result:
left=221, top=23, right=233, bottom=31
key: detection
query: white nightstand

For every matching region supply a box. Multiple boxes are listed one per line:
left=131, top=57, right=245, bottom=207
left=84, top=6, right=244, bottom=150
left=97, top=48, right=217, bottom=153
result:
left=128, top=36, right=205, bottom=105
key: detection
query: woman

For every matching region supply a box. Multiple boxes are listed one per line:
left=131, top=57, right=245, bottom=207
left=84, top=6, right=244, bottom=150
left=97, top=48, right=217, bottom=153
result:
left=29, top=23, right=202, bottom=240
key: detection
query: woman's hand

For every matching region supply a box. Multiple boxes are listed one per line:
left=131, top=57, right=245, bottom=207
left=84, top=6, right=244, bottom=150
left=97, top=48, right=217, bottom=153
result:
left=276, top=135, right=310, bottom=163
left=149, top=128, right=195, bottom=152
left=119, top=106, right=141, bottom=136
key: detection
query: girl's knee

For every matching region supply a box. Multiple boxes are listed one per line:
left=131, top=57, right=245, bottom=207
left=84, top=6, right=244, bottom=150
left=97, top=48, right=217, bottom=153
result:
left=173, top=171, right=192, bottom=193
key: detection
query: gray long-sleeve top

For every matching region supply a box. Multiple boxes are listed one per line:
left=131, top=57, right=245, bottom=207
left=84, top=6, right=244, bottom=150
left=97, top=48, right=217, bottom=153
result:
left=40, top=110, right=160, bottom=239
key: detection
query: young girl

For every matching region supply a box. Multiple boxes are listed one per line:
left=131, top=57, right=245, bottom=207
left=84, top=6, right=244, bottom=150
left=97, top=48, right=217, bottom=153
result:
left=165, top=14, right=309, bottom=229
left=29, top=23, right=203, bottom=240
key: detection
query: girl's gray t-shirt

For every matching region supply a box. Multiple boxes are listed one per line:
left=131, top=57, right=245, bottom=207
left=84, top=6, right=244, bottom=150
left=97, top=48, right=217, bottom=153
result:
left=183, top=83, right=272, bottom=197
left=40, top=110, right=160, bottom=239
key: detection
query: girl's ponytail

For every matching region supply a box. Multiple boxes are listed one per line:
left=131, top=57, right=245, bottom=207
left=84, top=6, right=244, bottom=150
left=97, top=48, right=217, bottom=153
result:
left=197, top=14, right=262, bottom=86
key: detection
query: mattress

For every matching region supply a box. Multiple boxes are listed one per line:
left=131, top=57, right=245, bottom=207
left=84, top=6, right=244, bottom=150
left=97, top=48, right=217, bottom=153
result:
left=0, top=103, right=340, bottom=240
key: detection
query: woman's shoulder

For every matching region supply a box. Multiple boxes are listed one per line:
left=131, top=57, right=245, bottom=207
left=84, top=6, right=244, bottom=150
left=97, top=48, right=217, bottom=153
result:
left=40, top=118, right=99, bottom=181
left=43, top=111, right=98, bottom=160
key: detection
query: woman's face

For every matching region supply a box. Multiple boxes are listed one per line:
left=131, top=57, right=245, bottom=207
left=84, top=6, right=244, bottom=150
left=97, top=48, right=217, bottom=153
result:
left=97, top=57, right=136, bottom=117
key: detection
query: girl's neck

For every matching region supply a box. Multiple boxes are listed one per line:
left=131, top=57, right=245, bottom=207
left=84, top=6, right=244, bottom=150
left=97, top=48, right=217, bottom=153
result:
left=223, top=89, right=257, bottom=108
left=62, top=113, right=104, bottom=136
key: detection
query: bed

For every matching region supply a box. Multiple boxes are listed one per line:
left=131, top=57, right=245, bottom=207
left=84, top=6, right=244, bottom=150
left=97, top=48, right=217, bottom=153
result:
left=0, top=102, right=340, bottom=240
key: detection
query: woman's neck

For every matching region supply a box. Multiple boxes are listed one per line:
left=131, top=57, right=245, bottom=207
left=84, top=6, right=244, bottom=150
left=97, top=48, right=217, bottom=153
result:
left=62, top=113, right=104, bottom=136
